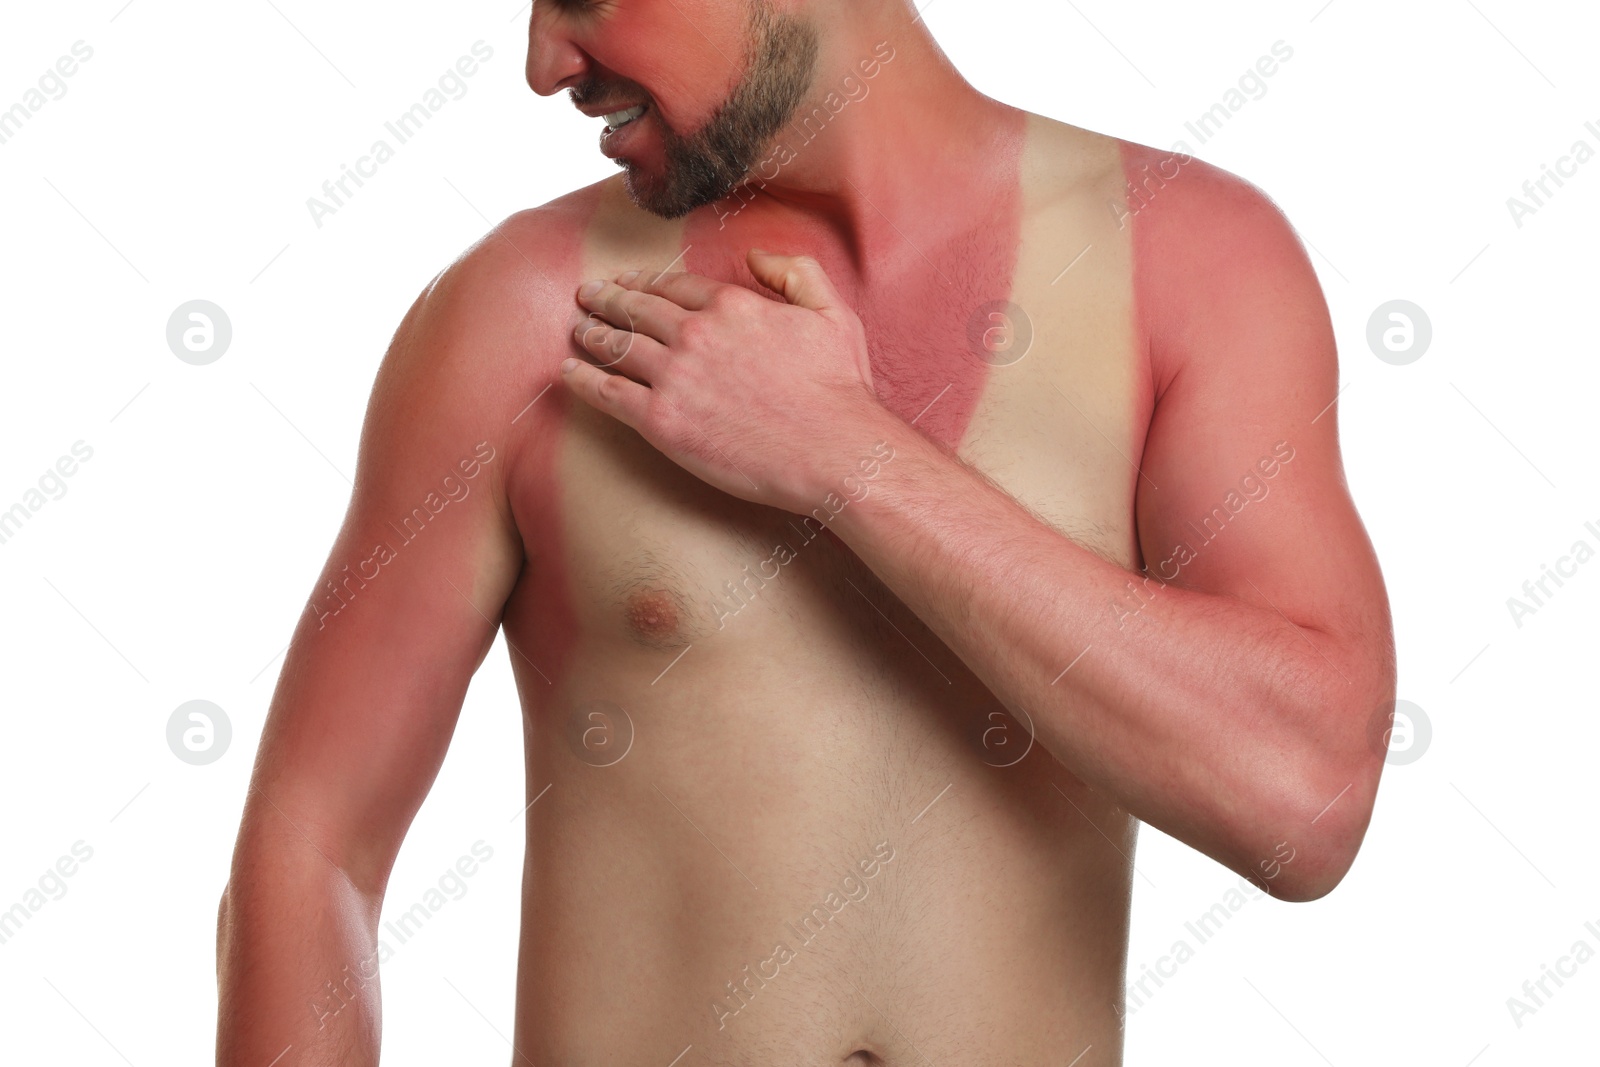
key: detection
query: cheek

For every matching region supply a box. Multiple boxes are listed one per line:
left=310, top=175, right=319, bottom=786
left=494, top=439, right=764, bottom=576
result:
left=596, top=1, right=747, bottom=126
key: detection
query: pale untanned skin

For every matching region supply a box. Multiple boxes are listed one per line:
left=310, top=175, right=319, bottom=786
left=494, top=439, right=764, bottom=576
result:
left=217, top=0, right=1396, bottom=1063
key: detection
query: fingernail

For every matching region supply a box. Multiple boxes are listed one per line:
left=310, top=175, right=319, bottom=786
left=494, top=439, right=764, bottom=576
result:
left=560, top=358, right=580, bottom=374
left=579, top=279, right=605, bottom=298
left=618, top=269, right=641, bottom=285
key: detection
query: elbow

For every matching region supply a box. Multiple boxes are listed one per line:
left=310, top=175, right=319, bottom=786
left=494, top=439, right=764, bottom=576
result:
left=1265, top=760, right=1381, bottom=903
left=1236, top=722, right=1385, bottom=903
left=1236, top=809, right=1366, bottom=904
left=1243, top=650, right=1392, bottom=903
left=1263, top=847, right=1355, bottom=904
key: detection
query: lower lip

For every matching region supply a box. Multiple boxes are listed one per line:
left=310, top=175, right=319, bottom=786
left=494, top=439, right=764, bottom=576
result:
left=600, top=105, right=651, bottom=159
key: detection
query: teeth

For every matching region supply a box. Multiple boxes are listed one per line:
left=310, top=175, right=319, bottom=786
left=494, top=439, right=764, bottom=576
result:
left=603, top=105, right=646, bottom=128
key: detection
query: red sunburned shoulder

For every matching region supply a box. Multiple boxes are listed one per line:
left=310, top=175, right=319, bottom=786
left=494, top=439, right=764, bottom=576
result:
left=492, top=183, right=607, bottom=696
left=1119, top=140, right=1317, bottom=401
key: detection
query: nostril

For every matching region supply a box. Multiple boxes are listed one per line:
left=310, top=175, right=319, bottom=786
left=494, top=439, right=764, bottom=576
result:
left=524, top=31, right=589, bottom=97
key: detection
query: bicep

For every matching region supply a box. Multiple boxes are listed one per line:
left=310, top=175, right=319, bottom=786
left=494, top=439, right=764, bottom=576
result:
left=1132, top=165, right=1384, bottom=642
left=247, top=273, right=527, bottom=891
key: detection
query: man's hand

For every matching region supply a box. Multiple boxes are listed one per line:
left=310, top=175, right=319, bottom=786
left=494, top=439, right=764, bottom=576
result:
left=561, top=250, right=891, bottom=513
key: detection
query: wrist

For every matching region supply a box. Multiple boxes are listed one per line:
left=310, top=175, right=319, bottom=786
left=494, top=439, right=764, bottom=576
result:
left=809, top=410, right=947, bottom=543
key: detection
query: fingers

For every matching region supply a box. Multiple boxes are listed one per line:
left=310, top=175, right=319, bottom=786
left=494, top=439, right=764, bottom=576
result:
left=617, top=268, right=723, bottom=311
left=576, top=277, right=686, bottom=345
left=746, top=250, right=844, bottom=313
left=571, top=310, right=666, bottom=378
left=559, top=356, right=652, bottom=431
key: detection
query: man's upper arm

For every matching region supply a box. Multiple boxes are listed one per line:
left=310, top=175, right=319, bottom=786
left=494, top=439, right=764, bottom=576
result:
left=1129, top=150, right=1392, bottom=681
left=245, top=233, right=545, bottom=893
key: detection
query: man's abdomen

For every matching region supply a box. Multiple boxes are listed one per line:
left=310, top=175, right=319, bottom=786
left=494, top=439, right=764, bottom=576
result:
left=500, top=407, right=1136, bottom=1062
left=509, top=634, right=1135, bottom=1066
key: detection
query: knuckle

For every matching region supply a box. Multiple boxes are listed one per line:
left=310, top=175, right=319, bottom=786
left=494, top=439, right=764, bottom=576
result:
left=676, top=316, right=708, bottom=346
left=595, top=372, right=624, bottom=406
left=610, top=290, right=639, bottom=323
left=647, top=400, right=683, bottom=448
left=705, top=286, right=745, bottom=314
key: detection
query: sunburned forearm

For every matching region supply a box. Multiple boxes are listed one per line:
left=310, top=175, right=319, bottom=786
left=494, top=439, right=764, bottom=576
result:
left=829, top=421, right=1384, bottom=899
left=217, top=824, right=384, bottom=1066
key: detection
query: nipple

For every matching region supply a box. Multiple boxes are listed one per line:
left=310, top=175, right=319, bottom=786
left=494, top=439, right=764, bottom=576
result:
left=625, top=587, right=684, bottom=645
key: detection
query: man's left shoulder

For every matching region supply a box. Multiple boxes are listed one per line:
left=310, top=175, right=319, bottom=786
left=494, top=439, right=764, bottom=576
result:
left=1116, top=139, right=1315, bottom=284
left=1019, top=121, right=1307, bottom=259
left=1115, top=139, right=1331, bottom=389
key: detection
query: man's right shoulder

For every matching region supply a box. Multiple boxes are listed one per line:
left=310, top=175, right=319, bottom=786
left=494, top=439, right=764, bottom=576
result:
left=380, top=181, right=615, bottom=394
left=361, top=180, right=614, bottom=469
left=421, top=180, right=611, bottom=327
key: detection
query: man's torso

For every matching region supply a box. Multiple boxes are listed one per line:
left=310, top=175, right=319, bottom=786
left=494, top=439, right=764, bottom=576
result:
left=491, top=112, right=1157, bottom=1064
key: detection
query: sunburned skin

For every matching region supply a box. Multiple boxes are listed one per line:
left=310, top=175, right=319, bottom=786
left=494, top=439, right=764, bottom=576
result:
left=218, top=2, right=1393, bottom=1065
left=494, top=127, right=1134, bottom=1066
left=462, top=99, right=1135, bottom=1067
left=679, top=109, right=1029, bottom=450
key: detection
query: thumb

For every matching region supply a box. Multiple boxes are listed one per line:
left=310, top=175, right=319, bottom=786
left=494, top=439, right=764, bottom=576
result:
left=747, top=249, right=842, bottom=313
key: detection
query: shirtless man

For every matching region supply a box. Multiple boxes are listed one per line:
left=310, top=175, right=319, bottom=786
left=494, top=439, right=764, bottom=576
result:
left=217, top=0, right=1396, bottom=1063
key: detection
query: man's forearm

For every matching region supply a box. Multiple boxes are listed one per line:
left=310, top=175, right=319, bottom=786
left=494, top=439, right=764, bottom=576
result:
left=828, top=418, right=1387, bottom=899
left=217, top=819, right=385, bottom=1066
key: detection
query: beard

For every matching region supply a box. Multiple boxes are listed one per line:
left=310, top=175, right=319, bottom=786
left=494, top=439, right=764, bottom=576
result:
left=578, top=2, right=819, bottom=219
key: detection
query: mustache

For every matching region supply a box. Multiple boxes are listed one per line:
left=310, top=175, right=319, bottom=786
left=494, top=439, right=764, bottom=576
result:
left=568, top=78, right=649, bottom=110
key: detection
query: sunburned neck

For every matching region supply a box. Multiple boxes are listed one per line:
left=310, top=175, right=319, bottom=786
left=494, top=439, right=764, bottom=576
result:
left=703, top=17, right=1023, bottom=271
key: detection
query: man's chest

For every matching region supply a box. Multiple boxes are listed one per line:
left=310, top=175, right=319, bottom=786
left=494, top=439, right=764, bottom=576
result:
left=505, top=132, right=1151, bottom=659
left=507, top=253, right=1149, bottom=662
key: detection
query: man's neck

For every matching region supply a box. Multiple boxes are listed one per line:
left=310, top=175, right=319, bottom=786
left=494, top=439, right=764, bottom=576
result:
left=717, top=17, right=1019, bottom=266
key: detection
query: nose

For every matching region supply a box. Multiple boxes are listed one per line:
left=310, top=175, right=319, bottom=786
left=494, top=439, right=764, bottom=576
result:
left=525, top=5, right=589, bottom=95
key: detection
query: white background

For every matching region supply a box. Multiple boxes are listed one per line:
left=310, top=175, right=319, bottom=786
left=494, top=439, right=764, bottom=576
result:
left=1, top=0, right=1596, bottom=1063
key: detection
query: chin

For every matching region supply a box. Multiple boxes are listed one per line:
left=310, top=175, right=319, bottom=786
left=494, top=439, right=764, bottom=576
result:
left=621, top=165, right=716, bottom=220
